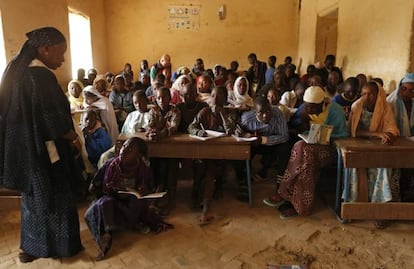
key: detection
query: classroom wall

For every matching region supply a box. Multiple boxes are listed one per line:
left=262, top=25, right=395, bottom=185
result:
left=104, top=0, right=299, bottom=75
left=298, top=0, right=414, bottom=92
left=0, top=0, right=107, bottom=87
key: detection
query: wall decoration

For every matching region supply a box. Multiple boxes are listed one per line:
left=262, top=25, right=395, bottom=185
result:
left=168, top=4, right=201, bottom=30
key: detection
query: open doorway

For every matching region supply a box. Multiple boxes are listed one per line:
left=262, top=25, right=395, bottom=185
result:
left=315, top=9, right=338, bottom=64
left=0, top=12, right=7, bottom=76
left=68, top=9, right=93, bottom=79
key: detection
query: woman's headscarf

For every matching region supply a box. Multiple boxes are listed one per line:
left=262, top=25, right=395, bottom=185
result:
left=349, top=81, right=399, bottom=137
left=386, top=73, right=414, bottom=136
left=230, top=76, right=254, bottom=107
left=0, top=27, right=66, bottom=118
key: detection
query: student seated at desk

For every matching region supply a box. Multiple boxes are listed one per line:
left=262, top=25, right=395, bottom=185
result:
left=176, top=84, right=208, bottom=133
left=188, top=86, right=236, bottom=225
left=85, top=137, right=173, bottom=261
left=348, top=81, right=400, bottom=228
left=263, top=86, right=348, bottom=218
left=82, top=110, right=112, bottom=169
left=97, top=90, right=150, bottom=168
left=387, top=73, right=414, bottom=201
left=83, top=86, right=119, bottom=144
left=238, top=96, right=290, bottom=182
left=147, top=87, right=181, bottom=214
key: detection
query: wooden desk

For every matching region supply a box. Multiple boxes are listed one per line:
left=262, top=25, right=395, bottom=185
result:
left=118, top=133, right=253, bottom=205
left=334, top=137, right=414, bottom=220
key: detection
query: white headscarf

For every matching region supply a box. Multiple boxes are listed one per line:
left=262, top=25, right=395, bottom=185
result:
left=230, top=76, right=254, bottom=107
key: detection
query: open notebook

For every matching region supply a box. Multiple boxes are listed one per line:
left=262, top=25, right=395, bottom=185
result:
left=298, top=124, right=333, bottom=145
left=117, top=190, right=167, bottom=199
left=189, top=130, right=227, bottom=141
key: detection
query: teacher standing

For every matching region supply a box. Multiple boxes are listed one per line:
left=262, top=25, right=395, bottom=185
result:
left=0, top=27, right=83, bottom=262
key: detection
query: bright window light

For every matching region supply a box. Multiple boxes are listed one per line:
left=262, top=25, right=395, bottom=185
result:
left=0, top=12, right=7, bottom=77
left=68, top=10, right=93, bottom=79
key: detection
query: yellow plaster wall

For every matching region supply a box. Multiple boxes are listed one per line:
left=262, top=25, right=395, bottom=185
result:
left=298, top=0, right=414, bottom=92
left=0, top=0, right=107, bottom=86
left=104, top=0, right=299, bottom=74
left=337, top=0, right=414, bottom=91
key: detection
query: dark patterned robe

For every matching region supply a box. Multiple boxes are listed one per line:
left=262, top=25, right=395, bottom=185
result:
left=0, top=66, right=82, bottom=257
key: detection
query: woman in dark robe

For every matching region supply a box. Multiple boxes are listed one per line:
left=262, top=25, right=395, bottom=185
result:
left=85, top=137, right=173, bottom=261
left=0, top=27, right=83, bottom=262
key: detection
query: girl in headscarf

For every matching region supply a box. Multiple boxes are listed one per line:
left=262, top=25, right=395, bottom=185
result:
left=0, top=27, right=83, bottom=262
left=228, top=76, right=254, bottom=109
left=170, top=74, right=192, bottom=105
left=347, top=81, right=400, bottom=228
left=83, top=85, right=119, bottom=144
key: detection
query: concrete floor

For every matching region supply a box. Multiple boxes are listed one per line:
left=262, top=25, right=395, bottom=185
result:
left=1, top=169, right=414, bottom=269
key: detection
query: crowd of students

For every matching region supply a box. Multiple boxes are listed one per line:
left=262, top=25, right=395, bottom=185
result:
left=69, top=53, right=414, bottom=259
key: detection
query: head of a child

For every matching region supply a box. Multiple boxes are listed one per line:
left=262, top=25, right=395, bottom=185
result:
left=82, top=109, right=99, bottom=131
left=124, top=63, right=132, bottom=73
left=182, top=84, right=197, bottom=107
left=195, top=58, right=204, bottom=72
left=225, top=80, right=234, bottom=92
left=343, top=77, right=359, bottom=100
left=294, top=82, right=306, bottom=101
left=141, top=60, right=148, bottom=70
left=268, top=56, right=276, bottom=68
left=150, top=80, right=162, bottom=93
left=114, top=75, right=126, bottom=92
left=197, top=75, right=213, bottom=94
left=230, top=61, right=239, bottom=72
left=68, top=80, right=83, bottom=98
left=255, top=96, right=272, bottom=124
left=155, top=73, right=166, bottom=85
left=84, top=88, right=100, bottom=105
left=133, top=90, right=149, bottom=112
left=274, top=71, right=287, bottom=87
left=87, top=68, right=97, bottom=84
left=93, top=76, right=108, bottom=95
left=160, top=54, right=171, bottom=68
left=211, top=86, right=227, bottom=107
left=156, top=87, right=171, bottom=112
left=235, top=77, right=248, bottom=95
left=303, top=86, right=325, bottom=115
left=119, top=137, right=148, bottom=165
left=267, top=88, right=280, bottom=106
left=105, top=72, right=114, bottom=85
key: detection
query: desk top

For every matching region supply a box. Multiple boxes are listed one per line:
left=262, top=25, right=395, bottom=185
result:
left=118, top=132, right=250, bottom=146
left=334, top=137, right=414, bottom=168
left=334, top=137, right=414, bottom=152
left=118, top=132, right=251, bottom=160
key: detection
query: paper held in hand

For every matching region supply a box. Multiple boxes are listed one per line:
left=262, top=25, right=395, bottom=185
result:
left=298, top=124, right=333, bottom=145
left=117, top=190, right=167, bottom=199
left=189, top=130, right=227, bottom=141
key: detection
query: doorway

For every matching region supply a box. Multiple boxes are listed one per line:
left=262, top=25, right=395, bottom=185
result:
left=315, top=9, right=338, bottom=64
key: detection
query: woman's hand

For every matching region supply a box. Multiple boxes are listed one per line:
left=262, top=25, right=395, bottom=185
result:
left=377, top=132, right=395, bottom=145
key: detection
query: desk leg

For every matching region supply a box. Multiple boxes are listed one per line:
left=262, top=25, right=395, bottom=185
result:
left=246, top=160, right=252, bottom=206
left=335, top=147, right=342, bottom=214
left=343, top=168, right=350, bottom=203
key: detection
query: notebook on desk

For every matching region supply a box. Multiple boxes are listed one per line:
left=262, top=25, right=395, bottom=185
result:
left=189, top=130, right=227, bottom=141
left=298, top=124, right=333, bottom=145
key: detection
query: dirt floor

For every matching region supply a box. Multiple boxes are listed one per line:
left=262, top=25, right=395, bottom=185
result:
left=1, top=162, right=413, bottom=269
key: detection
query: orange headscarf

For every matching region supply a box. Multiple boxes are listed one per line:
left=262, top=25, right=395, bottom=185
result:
left=349, top=82, right=399, bottom=137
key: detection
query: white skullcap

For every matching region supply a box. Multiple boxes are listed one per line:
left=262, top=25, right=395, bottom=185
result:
left=303, top=86, right=326, bottom=103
